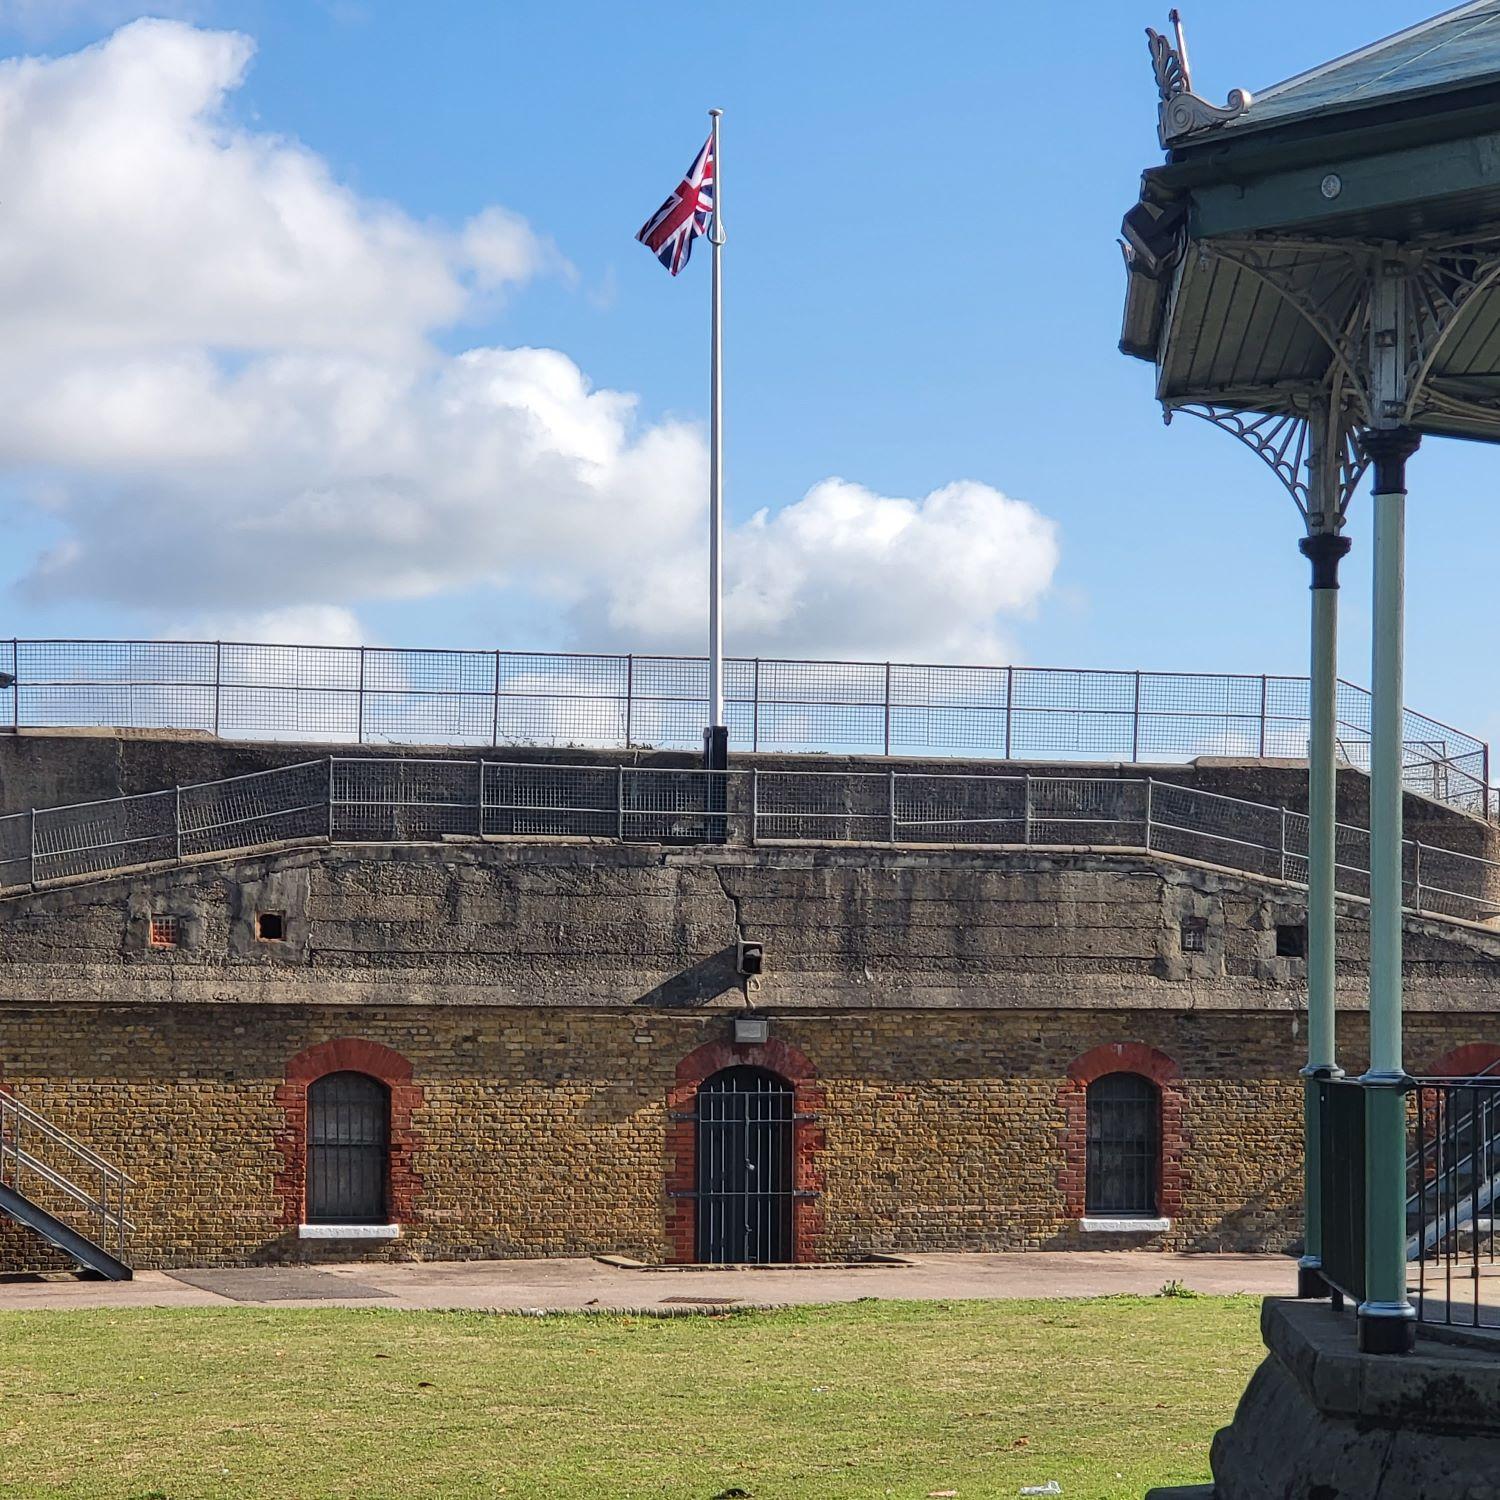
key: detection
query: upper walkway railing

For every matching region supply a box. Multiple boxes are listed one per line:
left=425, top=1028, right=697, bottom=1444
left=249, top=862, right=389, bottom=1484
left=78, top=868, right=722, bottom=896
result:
left=0, top=639, right=1489, bottom=817
left=3, top=756, right=1499, bottom=924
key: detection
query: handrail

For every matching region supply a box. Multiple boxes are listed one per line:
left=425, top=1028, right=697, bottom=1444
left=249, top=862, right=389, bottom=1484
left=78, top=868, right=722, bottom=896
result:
left=4, top=758, right=1500, bottom=928
left=0, top=1090, right=132, bottom=1264
left=0, top=638, right=1488, bottom=815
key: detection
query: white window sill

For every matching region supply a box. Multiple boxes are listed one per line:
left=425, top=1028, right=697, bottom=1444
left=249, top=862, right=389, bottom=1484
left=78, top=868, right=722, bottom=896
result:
left=298, top=1223, right=401, bottom=1241
left=1079, top=1217, right=1171, bottom=1234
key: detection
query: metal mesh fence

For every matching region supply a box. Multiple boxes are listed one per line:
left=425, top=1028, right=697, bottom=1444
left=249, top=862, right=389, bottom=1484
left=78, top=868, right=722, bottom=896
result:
left=0, top=641, right=1487, bottom=817
left=3, top=756, right=1500, bottom=925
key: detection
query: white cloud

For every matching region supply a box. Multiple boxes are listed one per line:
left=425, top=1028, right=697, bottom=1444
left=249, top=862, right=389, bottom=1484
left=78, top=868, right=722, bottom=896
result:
left=4, top=19, right=1062, bottom=668
left=585, top=478, right=1060, bottom=662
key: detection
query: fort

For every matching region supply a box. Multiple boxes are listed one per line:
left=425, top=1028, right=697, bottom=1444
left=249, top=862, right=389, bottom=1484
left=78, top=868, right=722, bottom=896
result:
left=3, top=642, right=1499, bottom=1278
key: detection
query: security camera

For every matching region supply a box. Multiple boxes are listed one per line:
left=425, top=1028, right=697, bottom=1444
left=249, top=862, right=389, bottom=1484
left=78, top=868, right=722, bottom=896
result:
left=735, top=937, right=764, bottom=976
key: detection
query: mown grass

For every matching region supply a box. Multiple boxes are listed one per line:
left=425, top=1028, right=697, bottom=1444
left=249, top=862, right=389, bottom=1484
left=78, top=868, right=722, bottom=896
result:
left=0, top=1295, right=1262, bottom=1499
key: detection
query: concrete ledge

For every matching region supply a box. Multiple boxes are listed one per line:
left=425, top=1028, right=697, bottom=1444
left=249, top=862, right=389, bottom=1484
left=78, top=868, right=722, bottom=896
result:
left=297, top=1224, right=400, bottom=1241
left=1207, top=1297, right=1500, bottom=1499
left=1080, top=1217, right=1171, bottom=1234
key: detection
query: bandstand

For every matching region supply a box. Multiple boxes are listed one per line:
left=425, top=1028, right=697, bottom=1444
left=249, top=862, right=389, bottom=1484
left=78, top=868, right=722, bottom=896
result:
left=1124, top=4, right=1500, bottom=1495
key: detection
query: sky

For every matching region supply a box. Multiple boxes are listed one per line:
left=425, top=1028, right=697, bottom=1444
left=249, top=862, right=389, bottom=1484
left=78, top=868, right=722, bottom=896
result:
left=0, top=1, right=1495, bottom=745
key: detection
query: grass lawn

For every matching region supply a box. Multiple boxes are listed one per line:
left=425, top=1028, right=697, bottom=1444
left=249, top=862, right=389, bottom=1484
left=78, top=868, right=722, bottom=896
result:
left=0, top=1295, right=1263, bottom=1500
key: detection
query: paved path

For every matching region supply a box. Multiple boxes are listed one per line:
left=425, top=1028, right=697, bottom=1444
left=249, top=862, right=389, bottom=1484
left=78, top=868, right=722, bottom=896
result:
left=0, top=1251, right=1292, bottom=1313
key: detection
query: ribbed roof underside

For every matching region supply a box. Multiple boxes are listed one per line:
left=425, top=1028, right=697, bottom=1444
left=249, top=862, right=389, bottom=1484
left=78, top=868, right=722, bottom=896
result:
left=1156, top=247, right=1500, bottom=443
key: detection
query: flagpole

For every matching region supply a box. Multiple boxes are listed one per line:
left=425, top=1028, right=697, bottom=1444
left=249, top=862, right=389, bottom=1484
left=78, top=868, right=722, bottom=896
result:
left=705, top=106, right=727, bottom=772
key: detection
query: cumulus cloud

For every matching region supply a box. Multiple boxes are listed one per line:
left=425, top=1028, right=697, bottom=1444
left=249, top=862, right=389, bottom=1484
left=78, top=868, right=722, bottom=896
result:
left=4, top=19, right=1062, bottom=665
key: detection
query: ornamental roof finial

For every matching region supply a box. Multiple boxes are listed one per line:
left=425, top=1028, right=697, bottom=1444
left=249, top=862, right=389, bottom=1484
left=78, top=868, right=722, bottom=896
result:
left=1146, top=9, right=1252, bottom=149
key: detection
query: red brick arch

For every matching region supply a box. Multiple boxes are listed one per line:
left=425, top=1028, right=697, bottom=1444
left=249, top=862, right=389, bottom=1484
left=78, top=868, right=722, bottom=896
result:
left=1058, top=1042, right=1186, bottom=1220
left=1422, top=1042, right=1500, bottom=1079
left=273, top=1038, right=424, bottom=1228
left=665, top=1037, right=826, bottom=1264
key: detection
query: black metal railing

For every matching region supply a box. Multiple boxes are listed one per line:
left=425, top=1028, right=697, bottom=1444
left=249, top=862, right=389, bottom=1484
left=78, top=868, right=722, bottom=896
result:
left=1410, top=1075, right=1500, bottom=1330
left=1319, top=1078, right=1368, bottom=1307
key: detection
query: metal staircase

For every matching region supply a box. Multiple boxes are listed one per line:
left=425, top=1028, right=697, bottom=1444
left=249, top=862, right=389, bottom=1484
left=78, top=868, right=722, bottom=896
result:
left=0, top=1090, right=133, bottom=1280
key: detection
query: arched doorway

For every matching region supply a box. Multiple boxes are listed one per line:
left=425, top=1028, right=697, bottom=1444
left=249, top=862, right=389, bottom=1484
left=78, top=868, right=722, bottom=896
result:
left=306, top=1071, right=390, bottom=1224
left=696, top=1066, right=794, bottom=1263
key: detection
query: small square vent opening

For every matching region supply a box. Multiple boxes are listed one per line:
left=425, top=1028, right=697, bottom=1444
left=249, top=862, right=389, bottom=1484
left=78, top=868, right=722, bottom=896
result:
left=1180, top=918, right=1207, bottom=954
left=256, top=912, right=286, bottom=942
left=1275, top=923, right=1307, bottom=959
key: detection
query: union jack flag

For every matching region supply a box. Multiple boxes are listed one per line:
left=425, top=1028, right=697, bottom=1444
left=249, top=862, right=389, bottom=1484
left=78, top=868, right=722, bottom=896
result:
left=636, top=134, right=715, bottom=276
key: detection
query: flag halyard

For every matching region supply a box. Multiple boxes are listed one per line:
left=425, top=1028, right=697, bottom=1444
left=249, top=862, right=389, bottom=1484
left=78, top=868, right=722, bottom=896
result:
left=636, top=134, right=715, bottom=276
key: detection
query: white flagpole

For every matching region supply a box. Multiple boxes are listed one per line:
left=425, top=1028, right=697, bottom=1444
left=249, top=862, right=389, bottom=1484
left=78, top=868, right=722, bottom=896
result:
left=705, top=106, right=726, bottom=768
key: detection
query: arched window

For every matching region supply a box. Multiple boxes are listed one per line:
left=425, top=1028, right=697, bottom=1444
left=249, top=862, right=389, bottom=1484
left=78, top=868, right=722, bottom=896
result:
left=307, top=1072, right=390, bottom=1224
left=1086, top=1072, right=1160, bottom=1217
left=696, top=1066, right=794, bottom=1263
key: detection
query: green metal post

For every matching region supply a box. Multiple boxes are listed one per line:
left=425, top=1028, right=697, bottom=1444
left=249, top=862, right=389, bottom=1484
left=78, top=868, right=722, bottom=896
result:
left=1359, top=427, right=1420, bottom=1355
left=1297, top=520, right=1350, bottom=1300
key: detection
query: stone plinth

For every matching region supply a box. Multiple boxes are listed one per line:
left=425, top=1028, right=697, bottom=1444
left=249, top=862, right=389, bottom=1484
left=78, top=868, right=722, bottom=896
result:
left=1174, top=1297, right=1500, bottom=1499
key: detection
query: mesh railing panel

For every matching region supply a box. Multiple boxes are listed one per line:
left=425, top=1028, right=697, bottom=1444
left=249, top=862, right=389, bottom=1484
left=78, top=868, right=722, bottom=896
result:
left=332, top=758, right=484, bottom=841
left=180, top=761, right=329, bottom=855
left=484, top=763, right=618, bottom=839
left=0, top=642, right=1488, bottom=817
left=4, top=757, right=1500, bottom=928
left=32, top=788, right=177, bottom=882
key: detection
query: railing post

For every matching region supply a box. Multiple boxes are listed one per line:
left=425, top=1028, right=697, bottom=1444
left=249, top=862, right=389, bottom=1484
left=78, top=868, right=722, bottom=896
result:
left=883, top=662, right=892, bottom=757
left=1131, top=670, right=1142, bottom=762
left=1259, top=673, right=1269, bottom=758
left=11, top=637, right=18, bottom=733
left=491, top=650, right=501, bottom=748
left=327, top=757, right=335, bottom=841
left=1023, top=772, right=1032, bottom=846
left=617, top=766, right=625, bottom=842
left=750, top=766, right=758, bottom=845
left=624, top=653, right=634, bottom=749
left=1279, top=805, right=1287, bottom=882
left=888, top=769, right=897, bottom=845
left=1412, top=839, right=1422, bottom=914
left=212, top=640, right=222, bottom=738
left=752, top=658, right=760, bottom=752
left=356, top=645, right=367, bottom=745
left=1005, top=666, right=1015, bottom=761
left=1145, top=778, right=1153, bottom=851
left=174, top=786, right=182, bottom=864
left=476, top=760, right=485, bottom=839
left=28, top=807, right=35, bottom=887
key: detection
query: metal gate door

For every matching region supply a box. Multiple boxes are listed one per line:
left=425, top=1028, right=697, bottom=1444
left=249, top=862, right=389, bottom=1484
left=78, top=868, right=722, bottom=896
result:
left=307, top=1072, right=389, bottom=1224
left=696, top=1066, right=794, bottom=1263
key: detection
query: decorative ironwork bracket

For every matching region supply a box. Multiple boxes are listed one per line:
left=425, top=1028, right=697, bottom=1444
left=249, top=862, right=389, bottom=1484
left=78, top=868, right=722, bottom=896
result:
left=1164, top=397, right=1369, bottom=534
left=1146, top=24, right=1250, bottom=148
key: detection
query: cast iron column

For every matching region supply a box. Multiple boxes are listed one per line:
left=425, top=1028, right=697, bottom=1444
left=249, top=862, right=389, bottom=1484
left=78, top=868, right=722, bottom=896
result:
left=1296, top=521, right=1350, bottom=1300
left=1358, top=425, right=1420, bottom=1355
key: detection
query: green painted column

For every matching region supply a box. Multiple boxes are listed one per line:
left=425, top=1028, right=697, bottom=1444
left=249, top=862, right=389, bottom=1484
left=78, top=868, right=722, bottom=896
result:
left=1358, top=427, right=1420, bottom=1356
left=1297, top=526, right=1350, bottom=1300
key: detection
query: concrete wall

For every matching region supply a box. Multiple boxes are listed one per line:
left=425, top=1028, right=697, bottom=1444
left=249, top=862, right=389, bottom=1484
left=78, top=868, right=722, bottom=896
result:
left=1, top=838, right=1499, bottom=1269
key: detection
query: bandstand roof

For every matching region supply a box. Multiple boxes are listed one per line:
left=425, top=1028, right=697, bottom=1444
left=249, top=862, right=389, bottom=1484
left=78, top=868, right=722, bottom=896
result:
left=1120, top=4, right=1500, bottom=446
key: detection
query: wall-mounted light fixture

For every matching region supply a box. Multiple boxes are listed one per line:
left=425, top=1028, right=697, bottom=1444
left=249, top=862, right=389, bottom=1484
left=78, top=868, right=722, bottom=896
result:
left=735, top=937, right=764, bottom=976
left=734, top=1014, right=769, bottom=1045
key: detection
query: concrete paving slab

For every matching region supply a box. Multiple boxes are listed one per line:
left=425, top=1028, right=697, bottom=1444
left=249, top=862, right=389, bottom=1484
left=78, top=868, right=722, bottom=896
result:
left=0, top=1251, right=1294, bottom=1314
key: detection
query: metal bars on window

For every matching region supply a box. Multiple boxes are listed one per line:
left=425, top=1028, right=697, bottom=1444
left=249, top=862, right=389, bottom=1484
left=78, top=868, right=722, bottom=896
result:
left=1085, top=1073, right=1160, bottom=1217
left=306, top=1072, right=389, bottom=1225
left=0, top=640, right=1486, bottom=816
left=4, top=762, right=1500, bottom=925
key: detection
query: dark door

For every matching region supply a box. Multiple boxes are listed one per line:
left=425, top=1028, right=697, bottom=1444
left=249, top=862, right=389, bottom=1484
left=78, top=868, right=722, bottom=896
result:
left=696, top=1066, right=794, bottom=1263
left=307, top=1072, right=389, bottom=1223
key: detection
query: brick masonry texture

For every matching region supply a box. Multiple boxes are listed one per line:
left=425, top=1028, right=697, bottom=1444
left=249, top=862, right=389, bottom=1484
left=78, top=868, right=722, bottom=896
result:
left=2, top=731, right=1500, bottom=1269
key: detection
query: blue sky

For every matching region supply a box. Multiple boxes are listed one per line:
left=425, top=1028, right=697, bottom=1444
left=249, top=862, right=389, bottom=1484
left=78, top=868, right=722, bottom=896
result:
left=0, top=1, right=1495, bottom=747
